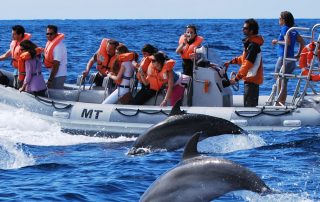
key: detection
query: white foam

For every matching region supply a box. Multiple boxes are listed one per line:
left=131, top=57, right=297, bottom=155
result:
left=197, top=134, right=266, bottom=153
left=236, top=190, right=314, bottom=202
left=0, top=103, right=136, bottom=147
left=0, top=139, right=35, bottom=170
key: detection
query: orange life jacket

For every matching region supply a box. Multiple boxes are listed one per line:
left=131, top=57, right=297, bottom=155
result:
left=137, top=56, right=152, bottom=82
left=10, top=33, right=32, bottom=69
left=18, top=47, right=44, bottom=81
left=299, top=42, right=320, bottom=81
left=178, top=35, right=204, bottom=59
left=147, top=59, right=175, bottom=91
left=96, top=38, right=118, bottom=75
left=114, top=52, right=136, bottom=84
left=43, top=33, right=64, bottom=68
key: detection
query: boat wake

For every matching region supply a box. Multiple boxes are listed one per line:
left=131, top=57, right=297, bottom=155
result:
left=0, top=103, right=137, bottom=146
left=0, top=103, right=136, bottom=169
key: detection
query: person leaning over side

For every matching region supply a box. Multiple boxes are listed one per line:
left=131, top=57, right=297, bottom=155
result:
left=82, top=39, right=119, bottom=86
left=102, top=44, right=135, bottom=104
left=43, top=25, right=67, bottom=89
left=271, top=11, right=305, bottom=106
left=224, top=18, right=264, bottom=107
left=176, top=24, right=204, bottom=77
left=0, top=25, right=31, bottom=88
left=131, top=51, right=175, bottom=106
left=18, top=40, right=47, bottom=97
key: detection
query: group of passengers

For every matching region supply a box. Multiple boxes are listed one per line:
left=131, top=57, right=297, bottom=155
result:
left=0, top=25, right=67, bottom=95
left=0, top=10, right=318, bottom=107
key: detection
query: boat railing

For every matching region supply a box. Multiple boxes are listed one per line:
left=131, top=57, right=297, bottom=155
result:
left=292, top=33, right=320, bottom=106
left=265, top=26, right=312, bottom=108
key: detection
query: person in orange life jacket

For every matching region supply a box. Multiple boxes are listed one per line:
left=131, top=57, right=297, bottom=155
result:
left=82, top=39, right=120, bottom=86
left=131, top=52, right=175, bottom=106
left=0, top=25, right=30, bottom=89
left=18, top=40, right=47, bottom=97
left=132, top=44, right=158, bottom=90
left=299, top=41, right=320, bottom=81
left=102, top=45, right=135, bottom=104
left=271, top=11, right=305, bottom=106
left=176, top=24, right=204, bottom=77
left=224, top=18, right=264, bottom=107
left=44, top=25, right=67, bottom=89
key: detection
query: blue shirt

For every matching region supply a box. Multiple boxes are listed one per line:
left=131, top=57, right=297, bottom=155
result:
left=277, top=25, right=298, bottom=58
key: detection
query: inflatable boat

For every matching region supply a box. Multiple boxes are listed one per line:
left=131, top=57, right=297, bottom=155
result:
left=1, top=42, right=320, bottom=137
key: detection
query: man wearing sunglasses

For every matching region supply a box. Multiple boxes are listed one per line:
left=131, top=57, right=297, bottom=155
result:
left=43, top=25, right=67, bottom=89
left=224, top=18, right=264, bottom=107
left=0, top=25, right=31, bottom=88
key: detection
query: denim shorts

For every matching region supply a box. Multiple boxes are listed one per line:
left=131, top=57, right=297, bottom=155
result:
left=275, top=57, right=296, bottom=74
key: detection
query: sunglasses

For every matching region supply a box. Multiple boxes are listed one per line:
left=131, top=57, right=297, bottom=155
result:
left=46, top=32, right=55, bottom=36
left=242, top=27, right=249, bottom=30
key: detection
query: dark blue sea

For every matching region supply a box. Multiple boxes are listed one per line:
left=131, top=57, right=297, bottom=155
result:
left=0, top=19, right=319, bottom=201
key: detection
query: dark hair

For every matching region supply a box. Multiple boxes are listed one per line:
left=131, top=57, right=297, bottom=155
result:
left=133, top=51, right=139, bottom=62
left=153, top=51, right=167, bottom=67
left=186, top=24, right=197, bottom=35
left=280, top=11, right=295, bottom=27
left=47, top=25, right=58, bottom=33
left=20, top=40, right=37, bottom=59
left=116, top=44, right=129, bottom=54
left=141, top=44, right=158, bottom=55
left=244, top=18, right=259, bottom=35
left=12, top=25, right=25, bottom=38
left=108, top=39, right=119, bottom=48
left=112, top=44, right=129, bottom=74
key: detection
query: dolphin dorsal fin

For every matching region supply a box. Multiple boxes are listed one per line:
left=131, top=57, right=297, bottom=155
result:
left=169, top=98, right=184, bottom=116
left=182, top=132, right=201, bottom=160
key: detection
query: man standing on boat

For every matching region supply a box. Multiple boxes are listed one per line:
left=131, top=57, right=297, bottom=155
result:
left=224, top=18, right=264, bottom=107
left=0, top=25, right=31, bottom=89
left=44, top=25, right=67, bottom=89
left=82, top=39, right=119, bottom=86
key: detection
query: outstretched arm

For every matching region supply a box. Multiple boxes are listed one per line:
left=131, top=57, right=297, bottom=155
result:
left=0, top=50, right=11, bottom=61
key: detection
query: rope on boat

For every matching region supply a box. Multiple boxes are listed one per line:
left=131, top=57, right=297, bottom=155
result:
left=35, top=95, right=73, bottom=110
left=115, top=108, right=170, bottom=117
left=234, top=106, right=294, bottom=118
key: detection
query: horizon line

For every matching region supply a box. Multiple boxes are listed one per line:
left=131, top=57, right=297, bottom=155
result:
left=1, top=18, right=319, bottom=21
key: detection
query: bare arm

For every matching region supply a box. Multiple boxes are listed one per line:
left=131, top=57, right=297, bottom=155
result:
left=83, top=54, right=96, bottom=77
left=295, top=34, right=305, bottom=59
left=109, top=63, right=125, bottom=81
left=47, top=60, right=60, bottom=88
left=139, top=67, right=150, bottom=86
left=160, top=70, right=174, bottom=106
left=0, top=50, right=11, bottom=61
left=176, top=35, right=187, bottom=54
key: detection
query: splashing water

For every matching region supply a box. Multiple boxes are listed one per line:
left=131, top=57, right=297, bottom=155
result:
left=0, top=104, right=136, bottom=147
left=0, top=139, right=35, bottom=170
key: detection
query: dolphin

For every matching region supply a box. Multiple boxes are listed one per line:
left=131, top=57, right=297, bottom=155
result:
left=128, top=111, right=245, bottom=154
left=140, top=132, right=272, bottom=202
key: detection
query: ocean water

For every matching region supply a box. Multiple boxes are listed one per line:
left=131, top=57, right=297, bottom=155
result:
left=0, top=19, right=319, bottom=201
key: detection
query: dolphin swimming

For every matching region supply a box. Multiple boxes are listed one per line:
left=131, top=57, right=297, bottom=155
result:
left=140, top=132, right=272, bottom=202
left=128, top=99, right=246, bottom=154
left=128, top=113, right=245, bottom=154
